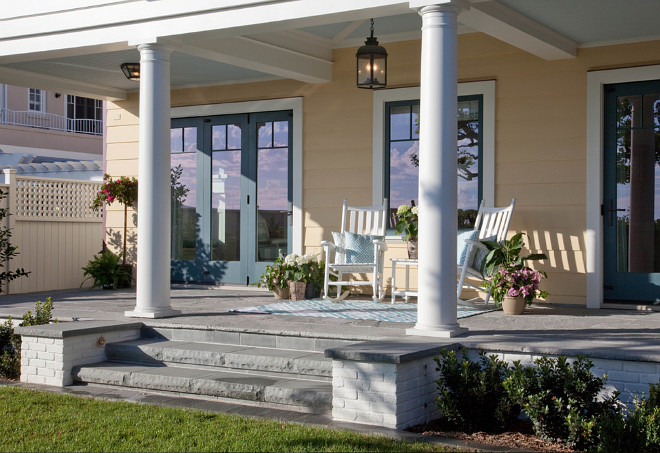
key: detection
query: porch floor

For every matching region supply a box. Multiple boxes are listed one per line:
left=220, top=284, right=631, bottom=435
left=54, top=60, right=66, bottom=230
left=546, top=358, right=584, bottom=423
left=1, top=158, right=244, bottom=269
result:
left=1, top=284, right=659, bottom=363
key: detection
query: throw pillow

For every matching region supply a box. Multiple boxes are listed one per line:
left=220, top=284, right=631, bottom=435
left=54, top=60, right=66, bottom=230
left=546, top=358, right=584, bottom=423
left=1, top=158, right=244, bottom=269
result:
left=456, top=229, right=480, bottom=265
left=331, top=231, right=345, bottom=264
left=343, top=232, right=385, bottom=268
left=471, top=235, right=498, bottom=271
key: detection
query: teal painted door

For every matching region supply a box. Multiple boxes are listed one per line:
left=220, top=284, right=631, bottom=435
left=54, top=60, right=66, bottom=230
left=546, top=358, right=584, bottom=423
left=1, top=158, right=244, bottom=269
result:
left=170, top=111, right=292, bottom=285
left=603, top=80, right=660, bottom=303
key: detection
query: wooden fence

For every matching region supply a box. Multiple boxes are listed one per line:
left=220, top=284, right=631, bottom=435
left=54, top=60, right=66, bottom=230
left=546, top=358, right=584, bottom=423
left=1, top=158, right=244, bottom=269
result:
left=1, top=169, right=103, bottom=294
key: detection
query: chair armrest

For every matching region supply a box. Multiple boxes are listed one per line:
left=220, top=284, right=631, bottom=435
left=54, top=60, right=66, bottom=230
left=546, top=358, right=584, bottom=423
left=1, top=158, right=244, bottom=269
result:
left=373, top=239, right=388, bottom=252
left=320, top=240, right=335, bottom=250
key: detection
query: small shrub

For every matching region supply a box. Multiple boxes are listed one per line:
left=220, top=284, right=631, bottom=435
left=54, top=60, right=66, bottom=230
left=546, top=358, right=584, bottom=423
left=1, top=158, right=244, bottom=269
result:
left=0, top=298, right=57, bottom=380
left=81, top=249, right=131, bottom=289
left=504, top=355, right=612, bottom=447
left=434, top=347, right=518, bottom=432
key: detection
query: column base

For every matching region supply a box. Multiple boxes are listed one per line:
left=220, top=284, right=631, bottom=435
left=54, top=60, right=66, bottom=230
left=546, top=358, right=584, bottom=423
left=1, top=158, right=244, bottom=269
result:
left=125, top=308, right=181, bottom=319
left=406, top=325, right=468, bottom=338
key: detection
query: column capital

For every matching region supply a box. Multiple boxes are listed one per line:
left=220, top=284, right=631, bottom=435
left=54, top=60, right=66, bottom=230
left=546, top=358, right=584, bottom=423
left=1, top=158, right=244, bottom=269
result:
left=409, top=0, right=469, bottom=14
left=136, top=42, right=172, bottom=59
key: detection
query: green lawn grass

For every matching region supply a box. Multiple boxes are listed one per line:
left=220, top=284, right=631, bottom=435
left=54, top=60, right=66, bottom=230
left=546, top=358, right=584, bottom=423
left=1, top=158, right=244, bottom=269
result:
left=0, top=387, right=452, bottom=452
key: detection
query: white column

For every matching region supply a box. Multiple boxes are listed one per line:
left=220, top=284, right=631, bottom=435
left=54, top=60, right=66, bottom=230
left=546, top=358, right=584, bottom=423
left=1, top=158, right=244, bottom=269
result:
left=125, top=43, right=180, bottom=319
left=407, top=1, right=467, bottom=338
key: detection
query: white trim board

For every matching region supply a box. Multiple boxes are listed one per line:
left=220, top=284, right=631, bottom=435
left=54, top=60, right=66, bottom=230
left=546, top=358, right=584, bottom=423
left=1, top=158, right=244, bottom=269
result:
left=171, top=97, right=303, bottom=255
left=372, top=80, right=496, bottom=207
left=585, top=65, right=660, bottom=309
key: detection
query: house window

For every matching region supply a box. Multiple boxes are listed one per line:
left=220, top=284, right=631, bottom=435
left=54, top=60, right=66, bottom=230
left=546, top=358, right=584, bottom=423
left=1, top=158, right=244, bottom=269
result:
left=28, top=88, right=45, bottom=112
left=385, top=95, right=483, bottom=229
left=67, top=95, right=103, bottom=134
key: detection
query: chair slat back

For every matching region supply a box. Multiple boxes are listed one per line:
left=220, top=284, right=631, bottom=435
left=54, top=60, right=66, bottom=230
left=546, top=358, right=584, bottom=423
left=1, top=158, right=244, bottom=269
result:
left=473, top=198, right=516, bottom=242
left=341, top=199, right=388, bottom=236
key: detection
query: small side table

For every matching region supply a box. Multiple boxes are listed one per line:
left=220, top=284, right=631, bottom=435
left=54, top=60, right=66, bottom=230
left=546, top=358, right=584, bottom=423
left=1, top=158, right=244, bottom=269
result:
left=390, top=258, right=418, bottom=304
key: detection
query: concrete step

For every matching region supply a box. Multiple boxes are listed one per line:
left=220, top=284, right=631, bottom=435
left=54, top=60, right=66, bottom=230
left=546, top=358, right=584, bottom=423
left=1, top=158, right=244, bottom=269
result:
left=72, top=362, right=332, bottom=414
left=105, top=339, right=332, bottom=379
left=142, top=326, right=357, bottom=352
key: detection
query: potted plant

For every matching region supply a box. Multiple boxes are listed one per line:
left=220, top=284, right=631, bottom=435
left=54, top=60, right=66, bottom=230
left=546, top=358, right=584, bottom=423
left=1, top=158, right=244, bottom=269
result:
left=394, top=204, right=418, bottom=259
left=81, top=248, right=131, bottom=290
left=283, top=253, right=324, bottom=300
left=90, top=174, right=138, bottom=288
left=481, top=232, right=548, bottom=314
left=253, top=256, right=291, bottom=299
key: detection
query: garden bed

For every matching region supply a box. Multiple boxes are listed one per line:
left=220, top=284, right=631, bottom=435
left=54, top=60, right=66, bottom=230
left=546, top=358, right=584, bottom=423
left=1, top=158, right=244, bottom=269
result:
left=408, top=418, right=576, bottom=452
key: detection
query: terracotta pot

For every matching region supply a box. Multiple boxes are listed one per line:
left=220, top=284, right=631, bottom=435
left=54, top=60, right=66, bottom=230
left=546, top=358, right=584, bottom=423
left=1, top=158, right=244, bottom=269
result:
left=272, top=286, right=290, bottom=300
left=407, top=239, right=418, bottom=260
left=501, top=296, right=527, bottom=315
left=289, top=281, right=307, bottom=301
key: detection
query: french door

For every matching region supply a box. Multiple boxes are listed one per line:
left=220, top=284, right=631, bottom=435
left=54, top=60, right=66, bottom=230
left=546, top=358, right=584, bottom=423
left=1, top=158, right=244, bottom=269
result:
left=170, top=111, right=293, bottom=284
left=603, top=80, right=660, bottom=303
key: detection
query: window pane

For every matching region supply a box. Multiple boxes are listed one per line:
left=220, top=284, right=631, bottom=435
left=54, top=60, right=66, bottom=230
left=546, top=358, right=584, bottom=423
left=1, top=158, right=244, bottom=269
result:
left=183, top=127, right=197, bottom=151
left=411, top=104, right=420, bottom=140
left=171, top=153, right=197, bottom=261
left=212, top=125, right=226, bottom=150
left=389, top=140, right=419, bottom=210
left=273, top=121, right=288, bottom=147
left=170, top=129, right=183, bottom=152
left=390, top=105, right=411, bottom=141
left=387, top=98, right=482, bottom=230
left=258, top=122, right=272, bottom=148
left=211, top=150, right=242, bottom=261
left=257, top=147, right=289, bottom=261
left=227, top=124, right=241, bottom=149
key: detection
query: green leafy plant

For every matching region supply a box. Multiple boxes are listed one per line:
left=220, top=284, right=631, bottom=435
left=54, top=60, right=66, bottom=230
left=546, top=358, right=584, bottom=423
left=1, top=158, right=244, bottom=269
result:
left=394, top=204, right=418, bottom=242
left=481, top=232, right=548, bottom=306
left=434, top=347, right=518, bottom=432
left=0, top=298, right=57, bottom=379
left=503, top=355, right=611, bottom=446
left=0, top=189, right=29, bottom=294
left=283, top=253, right=324, bottom=288
left=253, top=256, right=291, bottom=291
left=81, top=249, right=131, bottom=289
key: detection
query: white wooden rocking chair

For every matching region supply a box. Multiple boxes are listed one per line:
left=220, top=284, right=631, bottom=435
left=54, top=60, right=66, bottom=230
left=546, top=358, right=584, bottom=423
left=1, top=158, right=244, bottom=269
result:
left=321, top=199, right=388, bottom=302
left=457, top=198, right=516, bottom=304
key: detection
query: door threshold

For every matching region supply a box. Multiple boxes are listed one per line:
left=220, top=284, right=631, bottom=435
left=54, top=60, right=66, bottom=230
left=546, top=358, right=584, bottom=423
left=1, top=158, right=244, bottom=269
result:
left=603, top=301, right=660, bottom=312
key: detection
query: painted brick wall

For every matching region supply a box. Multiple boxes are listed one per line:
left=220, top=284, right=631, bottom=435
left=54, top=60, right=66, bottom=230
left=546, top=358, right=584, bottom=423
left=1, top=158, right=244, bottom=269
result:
left=20, top=327, right=141, bottom=387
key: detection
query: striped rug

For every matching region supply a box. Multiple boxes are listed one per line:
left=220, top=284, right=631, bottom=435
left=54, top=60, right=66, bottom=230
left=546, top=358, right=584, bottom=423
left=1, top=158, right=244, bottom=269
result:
left=230, top=298, right=497, bottom=323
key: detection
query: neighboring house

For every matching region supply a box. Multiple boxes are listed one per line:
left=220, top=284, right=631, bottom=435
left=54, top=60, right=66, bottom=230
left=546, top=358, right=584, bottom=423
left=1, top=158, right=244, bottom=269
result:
left=0, top=1, right=658, bottom=335
left=0, top=83, right=103, bottom=178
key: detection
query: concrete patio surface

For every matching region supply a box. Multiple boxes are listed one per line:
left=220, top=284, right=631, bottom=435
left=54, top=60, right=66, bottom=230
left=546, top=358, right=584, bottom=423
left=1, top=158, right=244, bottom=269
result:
left=2, top=284, right=660, bottom=363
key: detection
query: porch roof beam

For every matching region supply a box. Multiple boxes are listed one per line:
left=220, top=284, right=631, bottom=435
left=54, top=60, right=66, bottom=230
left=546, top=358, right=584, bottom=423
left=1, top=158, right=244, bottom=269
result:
left=162, top=36, right=333, bottom=84
left=0, top=66, right=127, bottom=101
left=459, top=1, right=577, bottom=60
left=0, top=0, right=410, bottom=59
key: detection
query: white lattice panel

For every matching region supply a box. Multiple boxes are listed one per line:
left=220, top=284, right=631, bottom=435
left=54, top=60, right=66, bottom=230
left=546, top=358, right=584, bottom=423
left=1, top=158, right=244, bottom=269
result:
left=14, top=177, right=103, bottom=222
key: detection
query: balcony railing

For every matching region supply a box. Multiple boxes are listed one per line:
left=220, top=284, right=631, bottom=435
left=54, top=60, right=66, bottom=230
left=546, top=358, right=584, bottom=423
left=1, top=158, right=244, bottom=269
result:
left=0, top=108, right=102, bottom=136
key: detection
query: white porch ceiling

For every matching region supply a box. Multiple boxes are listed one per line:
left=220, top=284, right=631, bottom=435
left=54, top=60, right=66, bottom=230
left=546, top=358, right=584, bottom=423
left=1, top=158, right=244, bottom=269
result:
left=0, top=0, right=659, bottom=100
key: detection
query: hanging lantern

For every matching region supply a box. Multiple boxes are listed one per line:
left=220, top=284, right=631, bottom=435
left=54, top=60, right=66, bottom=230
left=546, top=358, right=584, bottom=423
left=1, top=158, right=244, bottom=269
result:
left=120, top=63, right=140, bottom=80
left=356, top=19, right=388, bottom=89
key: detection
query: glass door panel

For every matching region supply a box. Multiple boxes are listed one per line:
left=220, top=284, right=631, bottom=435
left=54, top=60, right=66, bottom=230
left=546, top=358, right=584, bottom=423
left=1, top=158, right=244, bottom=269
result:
left=256, top=120, right=289, bottom=262
left=170, top=126, right=198, bottom=261
left=211, top=124, right=242, bottom=262
left=604, top=81, right=660, bottom=302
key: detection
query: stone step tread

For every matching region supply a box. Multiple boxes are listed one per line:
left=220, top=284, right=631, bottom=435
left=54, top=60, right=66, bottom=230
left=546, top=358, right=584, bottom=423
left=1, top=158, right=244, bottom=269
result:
left=105, top=339, right=332, bottom=377
left=72, top=362, right=332, bottom=412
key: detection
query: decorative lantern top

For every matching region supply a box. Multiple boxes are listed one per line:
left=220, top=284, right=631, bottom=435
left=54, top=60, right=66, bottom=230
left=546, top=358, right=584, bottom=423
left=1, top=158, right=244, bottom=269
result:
left=356, top=19, right=388, bottom=89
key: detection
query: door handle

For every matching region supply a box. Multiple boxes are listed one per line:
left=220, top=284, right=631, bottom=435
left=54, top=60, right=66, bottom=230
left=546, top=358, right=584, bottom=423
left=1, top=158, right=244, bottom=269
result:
left=605, top=199, right=626, bottom=227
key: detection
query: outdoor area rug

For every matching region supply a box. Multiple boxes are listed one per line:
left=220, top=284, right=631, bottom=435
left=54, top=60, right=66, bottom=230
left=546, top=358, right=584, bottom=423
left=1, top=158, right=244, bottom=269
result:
left=229, top=298, right=498, bottom=323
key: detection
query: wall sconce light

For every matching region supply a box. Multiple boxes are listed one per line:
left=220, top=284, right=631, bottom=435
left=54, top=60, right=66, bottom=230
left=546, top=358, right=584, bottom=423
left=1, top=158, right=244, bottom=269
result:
left=356, top=18, right=388, bottom=89
left=120, top=63, right=140, bottom=80
left=54, top=93, right=62, bottom=98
